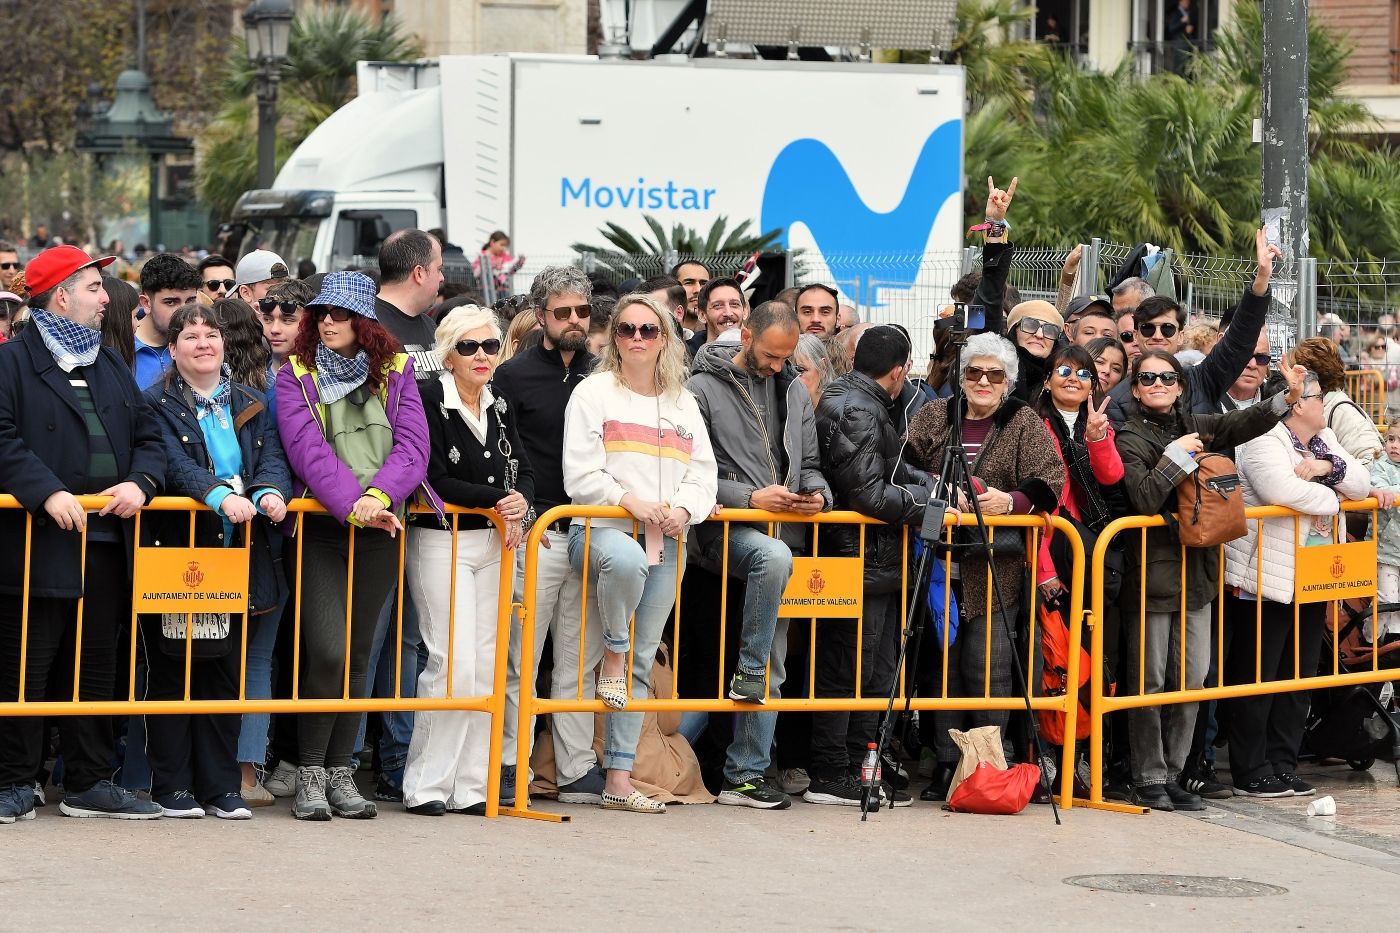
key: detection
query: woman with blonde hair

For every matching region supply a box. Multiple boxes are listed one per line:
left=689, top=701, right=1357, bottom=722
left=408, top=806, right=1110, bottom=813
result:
left=562, top=294, right=717, bottom=812
left=497, top=307, right=541, bottom=364
left=401, top=304, right=533, bottom=815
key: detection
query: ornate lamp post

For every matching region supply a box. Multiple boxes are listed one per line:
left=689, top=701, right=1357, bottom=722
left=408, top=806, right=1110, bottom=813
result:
left=243, top=0, right=294, bottom=189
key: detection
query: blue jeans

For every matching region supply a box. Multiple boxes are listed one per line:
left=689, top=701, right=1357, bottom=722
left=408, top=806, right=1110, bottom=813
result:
left=567, top=525, right=679, bottom=773
left=351, top=583, right=421, bottom=779
left=237, top=597, right=285, bottom=765
left=725, top=619, right=790, bottom=784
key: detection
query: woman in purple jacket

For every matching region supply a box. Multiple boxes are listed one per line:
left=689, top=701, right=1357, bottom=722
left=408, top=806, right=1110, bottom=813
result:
left=275, top=272, right=434, bottom=822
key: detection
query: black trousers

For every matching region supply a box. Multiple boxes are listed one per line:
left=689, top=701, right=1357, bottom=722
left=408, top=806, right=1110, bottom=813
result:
left=0, top=541, right=125, bottom=792
left=140, top=617, right=243, bottom=801
left=1222, top=595, right=1325, bottom=784
left=270, top=535, right=301, bottom=768
left=809, top=592, right=901, bottom=774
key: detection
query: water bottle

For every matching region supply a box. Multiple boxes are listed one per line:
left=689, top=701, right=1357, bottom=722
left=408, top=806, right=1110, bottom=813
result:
left=859, top=743, right=882, bottom=803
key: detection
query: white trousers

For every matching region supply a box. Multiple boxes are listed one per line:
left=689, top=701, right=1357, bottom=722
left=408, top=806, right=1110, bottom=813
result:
left=402, top=527, right=502, bottom=809
left=1375, top=564, right=1400, bottom=642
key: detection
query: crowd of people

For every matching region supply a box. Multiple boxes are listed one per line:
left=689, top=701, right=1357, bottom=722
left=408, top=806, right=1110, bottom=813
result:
left=0, top=177, right=1398, bottom=827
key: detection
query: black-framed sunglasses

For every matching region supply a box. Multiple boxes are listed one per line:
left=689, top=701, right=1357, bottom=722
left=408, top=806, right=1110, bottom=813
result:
left=204, top=278, right=236, bottom=293
left=314, top=306, right=353, bottom=323
left=1250, top=352, right=1271, bottom=367
left=456, top=338, right=502, bottom=357
left=257, top=298, right=303, bottom=317
left=616, top=321, right=662, bottom=340
left=0, top=261, right=21, bottom=271
left=1134, top=370, right=1181, bottom=387
left=1137, top=322, right=1179, bottom=339
left=1119, top=330, right=1136, bottom=343
left=964, top=366, right=1007, bottom=385
left=1054, top=364, right=1093, bottom=382
left=547, top=303, right=592, bottom=321
left=1016, top=317, right=1061, bottom=341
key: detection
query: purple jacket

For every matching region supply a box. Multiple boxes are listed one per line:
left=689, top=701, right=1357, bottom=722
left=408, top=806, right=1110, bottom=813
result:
left=275, top=353, right=440, bottom=524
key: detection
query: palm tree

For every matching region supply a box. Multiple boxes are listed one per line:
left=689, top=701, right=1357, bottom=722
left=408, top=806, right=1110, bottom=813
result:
left=570, top=214, right=786, bottom=282
left=196, top=7, right=422, bottom=218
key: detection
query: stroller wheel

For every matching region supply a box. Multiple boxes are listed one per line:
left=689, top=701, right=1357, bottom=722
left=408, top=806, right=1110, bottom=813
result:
left=1347, top=758, right=1376, bottom=772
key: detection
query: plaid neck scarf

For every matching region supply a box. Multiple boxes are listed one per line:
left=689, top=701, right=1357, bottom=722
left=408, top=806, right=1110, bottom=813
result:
left=184, top=365, right=233, bottom=430
left=314, top=341, right=371, bottom=405
left=31, top=307, right=101, bottom=371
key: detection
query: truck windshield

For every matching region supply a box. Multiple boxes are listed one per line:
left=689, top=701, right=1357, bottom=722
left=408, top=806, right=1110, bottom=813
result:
left=242, top=217, right=321, bottom=272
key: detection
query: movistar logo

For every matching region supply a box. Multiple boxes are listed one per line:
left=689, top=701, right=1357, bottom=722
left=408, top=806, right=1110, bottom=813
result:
left=760, top=121, right=962, bottom=307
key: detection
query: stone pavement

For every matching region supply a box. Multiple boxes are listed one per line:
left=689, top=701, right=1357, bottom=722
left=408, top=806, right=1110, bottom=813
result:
left=5, top=758, right=1399, bottom=931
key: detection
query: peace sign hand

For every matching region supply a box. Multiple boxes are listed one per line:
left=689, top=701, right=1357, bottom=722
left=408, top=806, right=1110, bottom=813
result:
left=1085, top=394, right=1111, bottom=442
left=985, top=176, right=1019, bottom=223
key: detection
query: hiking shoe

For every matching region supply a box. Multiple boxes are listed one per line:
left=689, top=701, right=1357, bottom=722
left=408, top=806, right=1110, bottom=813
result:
left=327, top=766, right=378, bottom=819
left=0, top=783, right=36, bottom=824
left=558, top=764, right=606, bottom=805
left=777, top=767, right=810, bottom=795
left=1133, top=784, right=1175, bottom=812
left=1276, top=772, right=1315, bottom=796
left=1234, top=775, right=1293, bottom=798
left=1164, top=782, right=1205, bottom=812
left=717, top=777, right=791, bottom=810
left=374, top=772, right=404, bottom=802
left=500, top=764, right=517, bottom=801
left=802, top=772, right=865, bottom=807
left=728, top=670, right=767, bottom=704
left=154, top=790, right=205, bottom=819
left=1182, top=765, right=1233, bottom=800
left=293, top=767, right=332, bottom=821
left=59, top=781, right=162, bottom=820
left=204, top=793, right=252, bottom=820
left=264, top=760, right=298, bottom=798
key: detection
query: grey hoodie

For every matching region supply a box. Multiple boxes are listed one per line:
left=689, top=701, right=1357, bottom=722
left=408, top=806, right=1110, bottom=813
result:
left=685, top=339, right=832, bottom=556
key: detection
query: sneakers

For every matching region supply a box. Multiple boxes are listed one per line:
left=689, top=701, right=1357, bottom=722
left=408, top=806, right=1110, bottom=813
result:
left=728, top=670, right=767, bottom=704
left=374, top=773, right=404, bottom=802
left=876, top=781, right=913, bottom=808
left=264, top=760, right=298, bottom=798
left=0, top=783, right=36, bottom=824
left=1133, top=784, right=1175, bottom=812
left=1181, top=764, right=1234, bottom=800
left=59, top=780, right=162, bottom=820
left=326, top=766, right=378, bottom=819
left=240, top=781, right=276, bottom=808
left=558, top=764, right=606, bottom=805
left=776, top=767, right=810, bottom=795
left=717, top=777, right=792, bottom=810
left=154, top=790, right=205, bottom=819
left=204, top=793, right=253, bottom=820
left=500, top=765, right=517, bottom=801
left=1276, top=772, right=1315, bottom=796
left=802, top=772, right=866, bottom=807
left=1234, top=774, right=1293, bottom=798
left=1163, top=782, right=1205, bottom=812
left=293, top=767, right=332, bottom=821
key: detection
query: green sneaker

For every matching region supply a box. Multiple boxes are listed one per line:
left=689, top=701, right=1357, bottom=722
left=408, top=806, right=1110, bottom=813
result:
left=728, top=670, right=768, bottom=704
left=717, top=777, right=791, bottom=810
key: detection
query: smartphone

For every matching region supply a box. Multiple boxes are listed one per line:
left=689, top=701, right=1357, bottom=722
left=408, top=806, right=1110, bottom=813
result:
left=797, top=486, right=823, bottom=496
left=952, top=302, right=986, bottom=330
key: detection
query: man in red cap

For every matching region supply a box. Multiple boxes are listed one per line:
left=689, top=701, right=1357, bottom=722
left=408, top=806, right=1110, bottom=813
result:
left=0, top=245, right=166, bottom=823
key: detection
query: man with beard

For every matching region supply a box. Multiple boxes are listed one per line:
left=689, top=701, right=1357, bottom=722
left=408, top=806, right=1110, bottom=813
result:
left=490, top=265, right=596, bottom=803
left=685, top=300, right=831, bottom=810
left=686, top=276, right=749, bottom=357
left=795, top=284, right=840, bottom=338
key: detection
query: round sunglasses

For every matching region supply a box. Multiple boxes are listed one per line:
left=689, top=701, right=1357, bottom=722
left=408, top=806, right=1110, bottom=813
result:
left=1053, top=364, right=1093, bottom=382
left=616, top=321, right=662, bottom=340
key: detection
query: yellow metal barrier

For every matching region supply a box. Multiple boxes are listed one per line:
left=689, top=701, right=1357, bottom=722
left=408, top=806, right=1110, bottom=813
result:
left=503, top=505, right=1087, bottom=821
left=1085, top=498, right=1392, bottom=813
left=1344, top=369, right=1387, bottom=428
left=0, top=494, right=517, bottom=818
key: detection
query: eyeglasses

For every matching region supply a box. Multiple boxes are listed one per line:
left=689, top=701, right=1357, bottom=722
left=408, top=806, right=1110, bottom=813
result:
left=1250, top=352, right=1271, bottom=367
left=456, top=338, right=502, bottom=357
left=547, top=303, right=591, bottom=321
left=257, top=298, right=303, bottom=317
left=204, top=278, right=236, bottom=293
left=964, top=366, right=1007, bottom=385
left=1054, top=365, right=1093, bottom=381
left=1119, top=330, right=1136, bottom=343
left=1016, top=317, right=1061, bottom=340
left=616, top=321, right=662, bottom=340
left=1134, top=370, right=1181, bottom=387
left=0, top=262, right=20, bottom=271
left=1137, top=322, right=1179, bottom=339
left=314, top=307, right=353, bottom=323
left=1298, top=392, right=1324, bottom=401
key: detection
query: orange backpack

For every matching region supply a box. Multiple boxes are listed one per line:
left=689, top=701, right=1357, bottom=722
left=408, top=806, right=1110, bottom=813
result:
left=1037, top=602, right=1113, bottom=745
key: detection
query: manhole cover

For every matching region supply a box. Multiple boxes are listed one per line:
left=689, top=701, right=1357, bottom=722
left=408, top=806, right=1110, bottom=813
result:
left=1064, top=874, right=1287, bottom=897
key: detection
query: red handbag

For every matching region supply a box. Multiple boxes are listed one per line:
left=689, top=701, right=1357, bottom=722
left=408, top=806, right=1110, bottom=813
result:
left=945, top=762, right=1041, bottom=814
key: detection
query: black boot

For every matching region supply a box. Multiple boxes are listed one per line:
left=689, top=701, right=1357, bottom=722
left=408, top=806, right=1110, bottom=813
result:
left=920, top=762, right=956, bottom=801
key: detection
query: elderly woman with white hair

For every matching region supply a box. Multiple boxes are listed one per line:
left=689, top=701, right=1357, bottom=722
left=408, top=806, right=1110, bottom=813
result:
left=401, top=304, right=534, bottom=816
left=904, top=331, right=1063, bottom=798
left=793, top=332, right=837, bottom=409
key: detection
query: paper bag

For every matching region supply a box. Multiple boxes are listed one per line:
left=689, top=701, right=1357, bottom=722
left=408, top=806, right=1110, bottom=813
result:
left=947, top=725, right=1007, bottom=800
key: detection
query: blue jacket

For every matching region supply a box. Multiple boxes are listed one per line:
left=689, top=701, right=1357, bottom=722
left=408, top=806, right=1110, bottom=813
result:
left=143, top=378, right=292, bottom=617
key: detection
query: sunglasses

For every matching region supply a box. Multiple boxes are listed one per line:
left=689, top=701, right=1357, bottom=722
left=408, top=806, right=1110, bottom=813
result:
left=1119, top=330, right=1136, bottom=343
left=456, top=338, right=502, bottom=357
left=1136, top=322, right=1179, bottom=339
left=1016, top=317, right=1061, bottom=340
left=964, top=366, right=1007, bottom=385
left=257, top=298, right=303, bottom=316
left=1054, top=365, right=1093, bottom=382
left=547, top=303, right=592, bottom=321
left=314, top=307, right=353, bottom=323
left=1134, top=370, right=1181, bottom=387
left=1250, top=353, right=1271, bottom=367
left=204, top=278, right=236, bottom=293
left=0, top=262, right=20, bottom=271
left=616, top=321, right=662, bottom=340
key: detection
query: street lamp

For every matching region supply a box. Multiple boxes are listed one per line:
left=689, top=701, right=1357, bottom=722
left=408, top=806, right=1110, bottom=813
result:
left=243, top=0, right=294, bottom=190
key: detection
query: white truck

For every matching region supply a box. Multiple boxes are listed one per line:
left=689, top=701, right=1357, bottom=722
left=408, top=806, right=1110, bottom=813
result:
left=230, top=54, right=964, bottom=313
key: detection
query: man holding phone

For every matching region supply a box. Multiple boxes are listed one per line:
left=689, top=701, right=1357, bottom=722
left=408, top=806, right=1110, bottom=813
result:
left=686, top=299, right=832, bottom=810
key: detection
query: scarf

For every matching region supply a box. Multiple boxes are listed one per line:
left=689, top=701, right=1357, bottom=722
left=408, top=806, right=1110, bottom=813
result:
left=184, top=365, right=233, bottom=430
left=1287, top=425, right=1346, bottom=488
left=1048, top=402, right=1112, bottom=532
left=314, top=341, right=371, bottom=405
left=31, top=307, right=102, bottom=371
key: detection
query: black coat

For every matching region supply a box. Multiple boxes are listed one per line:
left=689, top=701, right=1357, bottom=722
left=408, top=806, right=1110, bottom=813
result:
left=142, top=379, right=292, bottom=617
left=417, top=376, right=534, bottom=530
left=815, top=371, right=931, bottom=594
left=0, top=326, right=165, bottom=598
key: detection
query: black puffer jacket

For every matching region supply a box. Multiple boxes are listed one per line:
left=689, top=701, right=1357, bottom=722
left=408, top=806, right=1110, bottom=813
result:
left=815, top=372, right=931, bottom=594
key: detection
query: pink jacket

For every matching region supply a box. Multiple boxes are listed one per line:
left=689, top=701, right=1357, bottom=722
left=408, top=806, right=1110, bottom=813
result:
left=1038, top=418, right=1124, bottom=585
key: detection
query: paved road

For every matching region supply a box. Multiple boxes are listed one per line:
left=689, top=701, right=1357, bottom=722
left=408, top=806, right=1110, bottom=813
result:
left=7, top=758, right=1399, bottom=930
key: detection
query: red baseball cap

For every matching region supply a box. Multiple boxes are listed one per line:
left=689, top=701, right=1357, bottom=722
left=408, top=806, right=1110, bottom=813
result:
left=24, top=246, right=116, bottom=296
